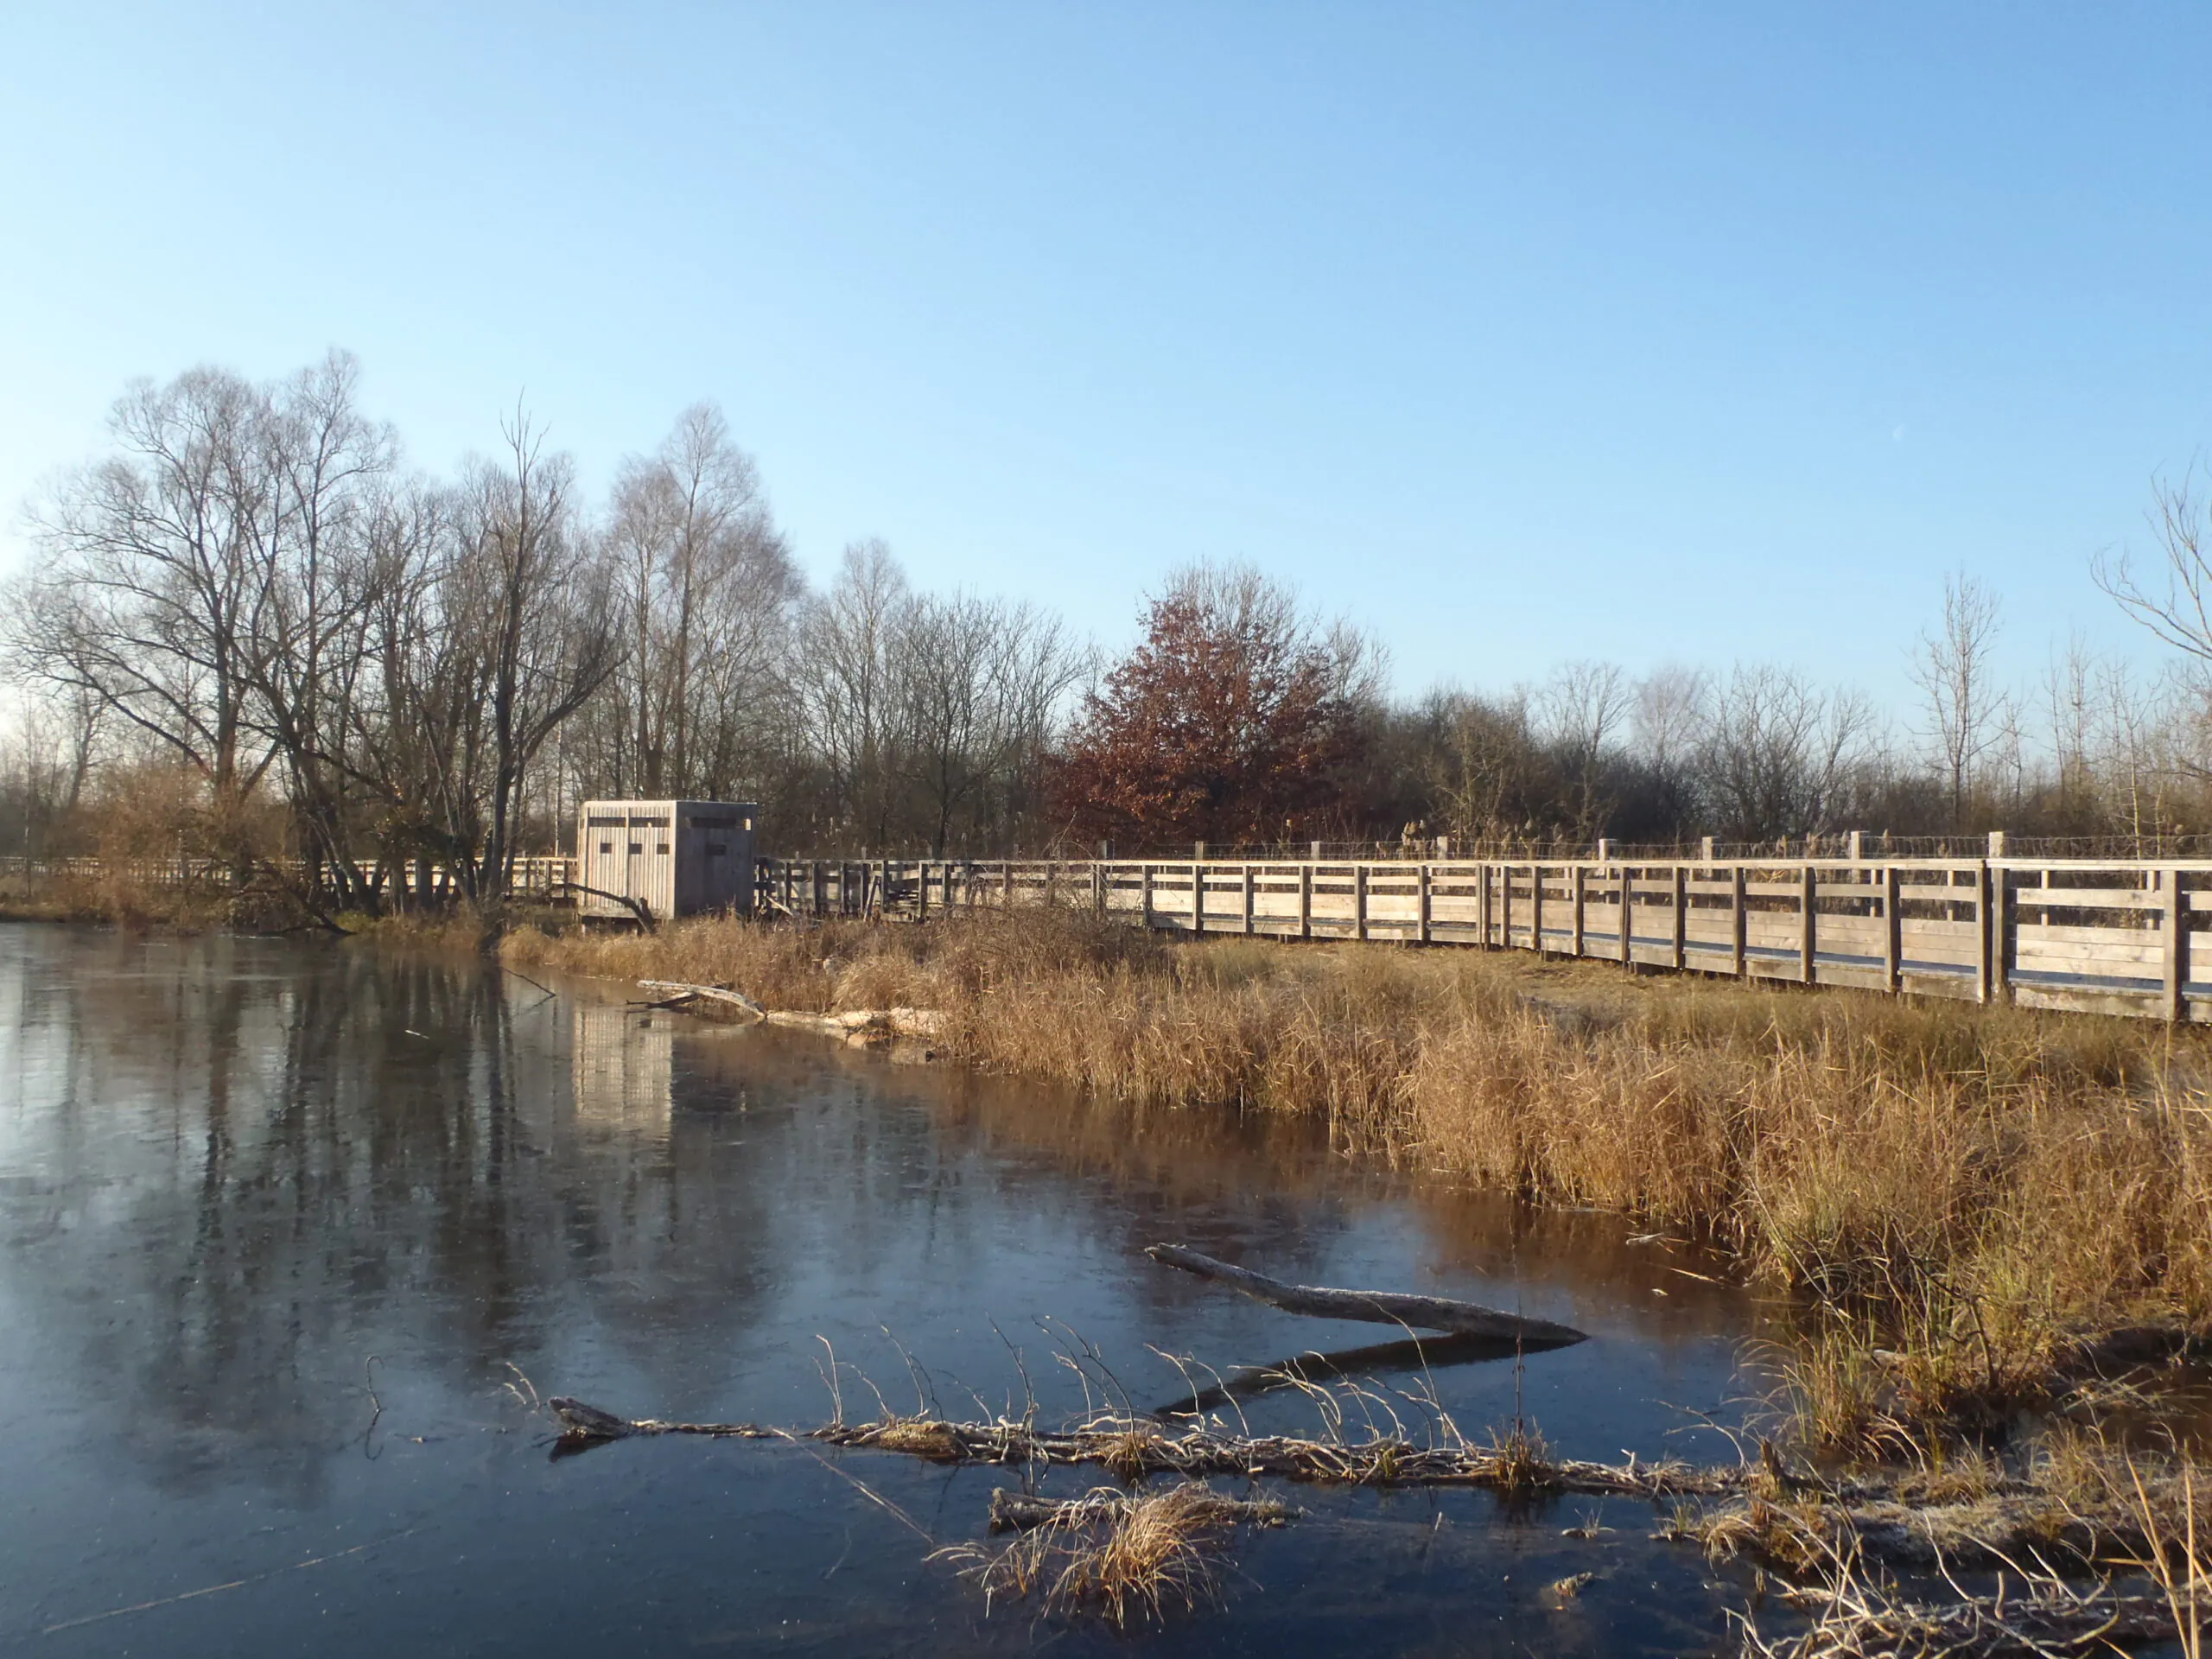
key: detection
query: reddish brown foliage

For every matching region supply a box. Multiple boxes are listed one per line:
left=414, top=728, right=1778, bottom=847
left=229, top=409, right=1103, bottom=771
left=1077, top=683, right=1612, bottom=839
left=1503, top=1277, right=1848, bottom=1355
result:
left=1050, top=566, right=1362, bottom=847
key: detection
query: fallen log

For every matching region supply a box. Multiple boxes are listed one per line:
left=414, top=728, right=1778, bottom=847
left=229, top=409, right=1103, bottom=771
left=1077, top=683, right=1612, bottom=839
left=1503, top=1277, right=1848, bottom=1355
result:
left=636, top=981, right=766, bottom=1019
left=1144, top=1244, right=1586, bottom=1345
left=548, top=1395, right=779, bottom=1441
left=545, top=1397, right=1735, bottom=1496
left=1153, top=1331, right=1533, bottom=1419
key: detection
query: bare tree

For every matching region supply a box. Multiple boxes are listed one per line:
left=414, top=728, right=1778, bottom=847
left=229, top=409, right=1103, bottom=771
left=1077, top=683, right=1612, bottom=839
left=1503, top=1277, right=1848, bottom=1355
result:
left=604, top=403, right=798, bottom=800
left=898, top=594, right=1082, bottom=855
left=445, top=413, right=623, bottom=895
left=1535, top=659, right=1631, bottom=839
left=9, top=367, right=282, bottom=822
left=1694, top=664, right=1871, bottom=842
left=794, top=540, right=912, bottom=849
left=2096, top=469, right=2212, bottom=671
left=1908, top=571, right=2008, bottom=828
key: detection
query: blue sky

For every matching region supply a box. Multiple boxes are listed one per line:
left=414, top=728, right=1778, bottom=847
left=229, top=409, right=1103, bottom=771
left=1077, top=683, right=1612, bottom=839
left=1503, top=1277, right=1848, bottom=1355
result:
left=3, top=3, right=2209, bottom=717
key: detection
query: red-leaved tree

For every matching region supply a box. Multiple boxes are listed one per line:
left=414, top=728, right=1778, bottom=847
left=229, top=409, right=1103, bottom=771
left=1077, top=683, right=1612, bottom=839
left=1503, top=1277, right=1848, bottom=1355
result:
left=1051, top=563, right=1375, bottom=847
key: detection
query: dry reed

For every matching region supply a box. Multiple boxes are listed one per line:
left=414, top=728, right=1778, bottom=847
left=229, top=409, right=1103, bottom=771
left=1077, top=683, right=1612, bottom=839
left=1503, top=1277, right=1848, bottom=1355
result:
left=933, top=1484, right=1287, bottom=1626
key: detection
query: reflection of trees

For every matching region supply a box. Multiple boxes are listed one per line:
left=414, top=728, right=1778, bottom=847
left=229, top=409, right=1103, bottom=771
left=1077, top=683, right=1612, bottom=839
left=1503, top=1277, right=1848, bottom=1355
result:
left=0, top=931, right=780, bottom=1501
left=0, top=928, right=1758, bottom=1515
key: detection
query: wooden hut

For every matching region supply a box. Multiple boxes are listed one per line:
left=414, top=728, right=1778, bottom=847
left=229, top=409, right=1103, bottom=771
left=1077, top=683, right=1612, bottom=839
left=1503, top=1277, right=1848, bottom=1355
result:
left=576, top=799, right=757, bottom=920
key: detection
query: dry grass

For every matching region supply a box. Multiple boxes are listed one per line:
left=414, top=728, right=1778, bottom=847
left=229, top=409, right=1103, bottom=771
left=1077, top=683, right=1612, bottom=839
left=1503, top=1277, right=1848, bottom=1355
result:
left=507, top=908, right=2212, bottom=1450
left=934, top=1484, right=1285, bottom=1626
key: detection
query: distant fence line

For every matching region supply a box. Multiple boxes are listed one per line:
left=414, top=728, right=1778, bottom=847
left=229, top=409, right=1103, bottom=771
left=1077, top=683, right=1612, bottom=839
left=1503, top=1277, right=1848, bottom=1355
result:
left=0, top=855, right=574, bottom=899
left=756, top=849, right=2212, bottom=1026
left=16, top=845, right=2212, bottom=1026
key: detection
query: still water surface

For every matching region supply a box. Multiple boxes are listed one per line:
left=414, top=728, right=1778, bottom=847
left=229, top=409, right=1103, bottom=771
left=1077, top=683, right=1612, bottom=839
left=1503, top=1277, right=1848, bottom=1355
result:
left=0, top=925, right=1770, bottom=1654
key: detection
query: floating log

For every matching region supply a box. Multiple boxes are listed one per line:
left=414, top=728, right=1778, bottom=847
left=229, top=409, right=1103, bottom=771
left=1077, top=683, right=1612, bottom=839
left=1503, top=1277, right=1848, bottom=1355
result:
left=1143, top=1244, right=1586, bottom=1345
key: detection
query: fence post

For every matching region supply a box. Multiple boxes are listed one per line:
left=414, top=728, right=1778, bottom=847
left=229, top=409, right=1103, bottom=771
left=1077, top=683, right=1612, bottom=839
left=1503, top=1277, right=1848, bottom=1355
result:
left=1570, top=864, right=1586, bottom=957
left=1141, top=864, right=1154, bottom=930
left=1991, top=864, right=2012, bottom=1004
left=1243, top=864, right=1255, bottom=935
left=1003, top=861, right=1014, bottom=909
left=1299, top=864, right=1313, bottom=940
left=1531, top=863, right=1545, bottom=957
left=2164, top=867, right=2187, bottom=1024
left=1355, top=864, right=1369, bottom=942
left=1093, top=863, right=1105, bottom=917
left=1883, top=866, right=1901, bottom=993
left=1417, top=863, right=1432, bottom=944
left=1730, top=865, right=1747, bottom=977
left=1618, top=866, right=1634, bottom=963
left=1801, top=863, right=1818, bottom=984
left=1478, top=862, right=1491, bottom=946
left=1192, top=861, right=1205, bottom=935
left=1671, top=865, right=1688, bottom=969
left=1974, top=863, right=1992, bottom=1005
left=918, top=861, right=929, bottom=920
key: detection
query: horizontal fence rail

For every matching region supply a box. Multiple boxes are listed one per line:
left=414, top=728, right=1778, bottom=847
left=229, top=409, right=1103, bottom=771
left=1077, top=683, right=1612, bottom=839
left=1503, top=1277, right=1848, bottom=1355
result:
left=753, top=854, right=2212, bottom=1026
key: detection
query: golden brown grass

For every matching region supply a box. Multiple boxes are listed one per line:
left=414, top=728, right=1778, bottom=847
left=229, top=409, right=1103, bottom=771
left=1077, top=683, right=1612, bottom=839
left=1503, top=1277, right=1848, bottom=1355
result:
left=933, top=1484, right=1281, bottom=1626
left=505, top=908, right=2212, bottom=1451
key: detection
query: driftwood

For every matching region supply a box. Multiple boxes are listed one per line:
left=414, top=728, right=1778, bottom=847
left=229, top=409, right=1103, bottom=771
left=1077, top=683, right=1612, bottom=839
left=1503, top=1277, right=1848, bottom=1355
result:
left=553, top=882, right=656, bottom=931
left=635, top=981, right=766, bottom=1019
left=1144, top=1244, right=1586, bottom=1346
left=765, top=1007, right=946, bottom=1038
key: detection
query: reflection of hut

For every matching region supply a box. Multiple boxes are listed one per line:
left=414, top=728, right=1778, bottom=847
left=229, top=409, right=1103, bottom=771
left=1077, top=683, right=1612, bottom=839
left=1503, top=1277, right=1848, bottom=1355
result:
left=570, top=1002, right=672, bottom=1131
left=576, top=799, right=757, bottom=921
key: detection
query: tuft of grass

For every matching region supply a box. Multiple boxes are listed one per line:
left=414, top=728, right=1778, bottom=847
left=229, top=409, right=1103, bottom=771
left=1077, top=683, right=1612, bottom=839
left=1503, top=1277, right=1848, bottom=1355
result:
left=1485, top=1419, right=1558, bottom=1497
left=938, top=1483, right=1270, bottom=1627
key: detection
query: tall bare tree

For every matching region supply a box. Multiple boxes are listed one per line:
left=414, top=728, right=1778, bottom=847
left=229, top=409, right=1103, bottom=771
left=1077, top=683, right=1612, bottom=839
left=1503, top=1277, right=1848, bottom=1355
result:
left=605, top=403, right=798, bottom=800
left=449, top=413, right=623, bottom=895
left=1909, top=571, right=2008, bottom=829
left=1535, top=659, right=1631, bottom=839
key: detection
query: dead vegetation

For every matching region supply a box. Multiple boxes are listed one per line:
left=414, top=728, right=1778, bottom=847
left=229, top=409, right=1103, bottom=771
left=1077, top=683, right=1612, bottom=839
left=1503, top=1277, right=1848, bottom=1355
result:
left=933, top=1485, right=1294, bottom=1626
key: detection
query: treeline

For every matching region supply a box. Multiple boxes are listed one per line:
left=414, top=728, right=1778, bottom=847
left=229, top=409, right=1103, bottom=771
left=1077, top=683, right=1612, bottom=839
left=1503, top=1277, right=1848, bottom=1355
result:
left=6, top=352, right=2212, bottom=907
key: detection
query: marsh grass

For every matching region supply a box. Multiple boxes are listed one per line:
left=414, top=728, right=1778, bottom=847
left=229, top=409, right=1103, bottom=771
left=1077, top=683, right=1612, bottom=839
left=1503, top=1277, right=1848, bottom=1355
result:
left=935, top=1484, right=1272, bottom=1626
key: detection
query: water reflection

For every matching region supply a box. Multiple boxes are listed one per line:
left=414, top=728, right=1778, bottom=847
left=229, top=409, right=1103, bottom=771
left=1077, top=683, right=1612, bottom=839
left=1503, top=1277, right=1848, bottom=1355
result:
left=570, top=1001, right=673, bottom=1133
left=0, top=925, right=1768, bottom=1656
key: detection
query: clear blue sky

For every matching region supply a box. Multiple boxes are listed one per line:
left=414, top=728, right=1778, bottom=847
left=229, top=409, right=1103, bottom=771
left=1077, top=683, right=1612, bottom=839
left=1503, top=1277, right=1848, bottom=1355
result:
left=3, top=3, right=2209, bottom=715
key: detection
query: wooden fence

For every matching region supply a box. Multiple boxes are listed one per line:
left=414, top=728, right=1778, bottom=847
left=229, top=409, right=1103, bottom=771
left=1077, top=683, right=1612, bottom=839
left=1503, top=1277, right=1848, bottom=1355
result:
left=756, top=854, right=2212, bottom=1024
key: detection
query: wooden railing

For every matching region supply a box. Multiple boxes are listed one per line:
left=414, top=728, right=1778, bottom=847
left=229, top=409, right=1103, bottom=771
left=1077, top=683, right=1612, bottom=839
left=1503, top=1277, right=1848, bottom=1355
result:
left=754, top=854, right=2212, bottom=1024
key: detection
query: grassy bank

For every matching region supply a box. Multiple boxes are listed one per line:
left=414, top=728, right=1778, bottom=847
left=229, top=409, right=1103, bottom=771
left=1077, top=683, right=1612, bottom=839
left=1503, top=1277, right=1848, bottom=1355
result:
left=502, top=907, right=2212, bottom=1458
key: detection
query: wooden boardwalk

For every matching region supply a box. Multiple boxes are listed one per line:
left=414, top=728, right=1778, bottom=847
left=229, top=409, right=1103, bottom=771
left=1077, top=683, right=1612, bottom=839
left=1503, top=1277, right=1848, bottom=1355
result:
left=757, top=853, right=2212, bottom=1025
